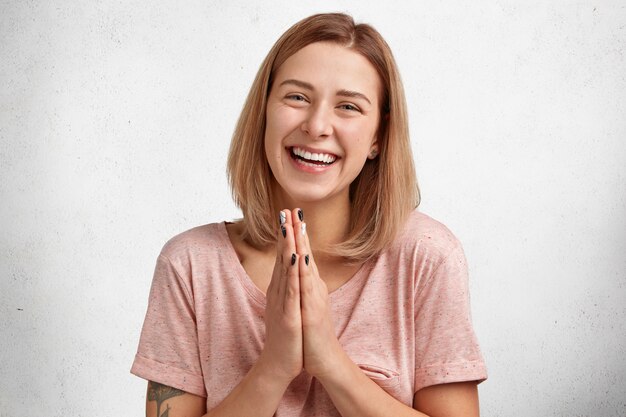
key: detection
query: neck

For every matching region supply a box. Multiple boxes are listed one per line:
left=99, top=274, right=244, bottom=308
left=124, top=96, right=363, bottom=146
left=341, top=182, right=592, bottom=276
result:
left=274, top=191, right=351, bottom=261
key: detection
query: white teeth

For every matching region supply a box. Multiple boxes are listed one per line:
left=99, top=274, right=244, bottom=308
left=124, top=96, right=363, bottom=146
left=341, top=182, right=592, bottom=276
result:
left=292, top=147, right=336, bottom=163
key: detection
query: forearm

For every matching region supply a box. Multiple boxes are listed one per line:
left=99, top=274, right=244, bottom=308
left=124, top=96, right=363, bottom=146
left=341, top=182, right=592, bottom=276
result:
left=317, top=350, right=428, bottom=417
left=204, top=359, right=292, bottom=417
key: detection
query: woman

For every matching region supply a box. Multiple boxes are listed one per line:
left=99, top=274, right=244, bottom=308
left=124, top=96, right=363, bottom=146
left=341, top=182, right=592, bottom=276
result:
left=131, top=12, right=487, bottom=417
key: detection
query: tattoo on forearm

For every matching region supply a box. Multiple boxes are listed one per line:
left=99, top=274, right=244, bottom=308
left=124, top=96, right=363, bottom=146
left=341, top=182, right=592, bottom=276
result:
left=148, top=381, right=185, bottom=417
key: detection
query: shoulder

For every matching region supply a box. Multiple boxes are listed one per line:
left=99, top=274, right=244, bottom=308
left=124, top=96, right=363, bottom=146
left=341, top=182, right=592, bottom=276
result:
left=378, top=210, right=470, bottom=298
left=392, top=209, right=463, bottom=259
left=158, top=222, right=231, bottom=268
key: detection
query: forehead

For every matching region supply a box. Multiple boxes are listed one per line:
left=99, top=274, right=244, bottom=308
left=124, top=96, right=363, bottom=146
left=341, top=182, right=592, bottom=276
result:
left=272, top=42, right=382, bottom=103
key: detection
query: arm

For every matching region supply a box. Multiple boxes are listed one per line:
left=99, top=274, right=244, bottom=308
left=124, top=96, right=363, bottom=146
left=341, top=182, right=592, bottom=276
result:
left=292, top=210, right=482, bottom=417
left=310, top=344, right=480, bottom=417
left=314, top=352, right=428, bottom=416
left=413, top=382, right=480, bottom=417
left=146, top=381, right=205, bottom=417
left=145, top=360, right=293, bottom=417
left=205, top=211, right=304, bottom=416
left=291, top=210, right=423, bottom=416
left=202, top=357, right=294, bottom=417
left=144, top=211, right=304, bottom=417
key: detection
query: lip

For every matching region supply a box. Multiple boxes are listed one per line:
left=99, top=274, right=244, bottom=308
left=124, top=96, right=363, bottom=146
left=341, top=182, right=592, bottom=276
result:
left=286, top=146, right=339, bottom=174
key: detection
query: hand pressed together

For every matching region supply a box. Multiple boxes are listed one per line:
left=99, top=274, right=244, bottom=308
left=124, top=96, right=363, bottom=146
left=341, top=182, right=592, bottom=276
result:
left=258, top=209, right=303, bottom=383
left=259, top=209, right=343, bottom=384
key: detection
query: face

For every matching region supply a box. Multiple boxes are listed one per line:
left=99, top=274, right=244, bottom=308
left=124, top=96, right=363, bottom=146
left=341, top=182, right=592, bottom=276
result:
left=264, top=41, right=382, bottom=205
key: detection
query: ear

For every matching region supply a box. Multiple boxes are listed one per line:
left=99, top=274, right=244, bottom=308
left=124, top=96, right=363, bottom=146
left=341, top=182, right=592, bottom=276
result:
left=367, top=142, right=379, bottom=160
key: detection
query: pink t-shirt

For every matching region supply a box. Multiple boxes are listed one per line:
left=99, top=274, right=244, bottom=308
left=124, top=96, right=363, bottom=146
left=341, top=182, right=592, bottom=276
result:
left=131, top=210, right=487, bottom=414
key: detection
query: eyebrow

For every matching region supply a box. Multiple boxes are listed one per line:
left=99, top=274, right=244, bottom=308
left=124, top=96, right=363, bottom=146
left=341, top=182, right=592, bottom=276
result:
left=337, top=89, right=371, bottom=105
left=279, top=79, right=372, bottom=105
left=280, top=79, right=314, bottom=90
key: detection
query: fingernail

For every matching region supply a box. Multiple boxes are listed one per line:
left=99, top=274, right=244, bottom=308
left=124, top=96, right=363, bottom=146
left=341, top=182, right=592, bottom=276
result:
left=298, top=209, right=304, bottom=221
left=281, top=225, right=286, bottom=238
left=279, top=211, right=286, bottom=225
left=305, top=254, right=309, bottom=266
left=301, top=222, right=306, bottom=235
left=291, top=253, right=296, bottom=265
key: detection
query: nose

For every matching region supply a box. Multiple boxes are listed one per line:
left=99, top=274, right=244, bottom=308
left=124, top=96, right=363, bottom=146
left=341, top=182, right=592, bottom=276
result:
left=301, top=104, right=333, bottom=139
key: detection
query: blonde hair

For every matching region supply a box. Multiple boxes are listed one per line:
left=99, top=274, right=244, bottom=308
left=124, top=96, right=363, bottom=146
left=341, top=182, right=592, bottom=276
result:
left=227, top=13, right=420, bottom=261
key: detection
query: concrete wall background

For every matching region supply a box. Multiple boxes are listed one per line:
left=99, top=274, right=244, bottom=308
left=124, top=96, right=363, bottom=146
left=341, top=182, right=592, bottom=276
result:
left=1, top=1, right=625, bottom=416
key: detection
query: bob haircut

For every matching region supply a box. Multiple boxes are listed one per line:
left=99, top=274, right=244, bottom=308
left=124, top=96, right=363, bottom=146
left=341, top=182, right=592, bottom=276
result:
left=227, top=12, right=420, bottom=261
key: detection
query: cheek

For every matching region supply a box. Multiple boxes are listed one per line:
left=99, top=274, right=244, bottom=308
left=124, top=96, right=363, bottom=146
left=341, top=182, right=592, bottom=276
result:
left=263, top=123, right=280, bottom=167
left=267, top=105, right=301, bottom=135
left=264, top=135, right=282, bottom=170
left=341, top=121, right=379, bottom=151
left=264, top=112, right=285, bottom=155
left=264, top=114, right=292, bottom=168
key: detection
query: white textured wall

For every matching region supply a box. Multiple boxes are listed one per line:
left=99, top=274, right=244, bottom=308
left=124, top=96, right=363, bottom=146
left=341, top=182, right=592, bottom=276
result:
left=1, top=1, right=625, bottom=416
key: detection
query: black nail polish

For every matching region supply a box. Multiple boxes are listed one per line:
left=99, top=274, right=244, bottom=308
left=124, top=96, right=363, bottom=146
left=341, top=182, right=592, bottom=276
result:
left=305, top=254, right=309, bottom=266
left=291, top=253, right=296, bottom=265
left=281, top=225, right=286, bottom=238
left=298, top=209, right=304, bottom=221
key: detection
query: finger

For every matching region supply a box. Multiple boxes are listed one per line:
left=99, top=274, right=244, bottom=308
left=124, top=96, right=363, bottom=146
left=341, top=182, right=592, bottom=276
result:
left=292, top=208, right=319, bottom=280
left=270, top=209, right=289, bottom=299
left=281, top=209, right=297, bottom=265
left=291, top=208, right=309, bottom=255
left=280, top=209, right=300, bottom=314
left=284, top=252, right=300, bottom=315
left=278, top=209, right=297, bottom=301
left=298, top=251, right=313, bottom=304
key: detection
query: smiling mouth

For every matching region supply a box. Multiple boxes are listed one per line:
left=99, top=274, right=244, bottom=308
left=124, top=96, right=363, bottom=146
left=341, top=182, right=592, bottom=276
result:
left=289, top=147, right=338, bottom=166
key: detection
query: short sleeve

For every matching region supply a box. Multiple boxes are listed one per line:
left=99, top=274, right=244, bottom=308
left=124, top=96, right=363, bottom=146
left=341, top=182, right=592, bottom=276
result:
left=413, top=243, right=487, bottom=392
left=130, top=254, right=207, bottom=397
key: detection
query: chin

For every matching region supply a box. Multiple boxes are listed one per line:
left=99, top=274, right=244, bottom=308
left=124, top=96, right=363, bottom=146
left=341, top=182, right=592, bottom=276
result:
left=279, top=184, right=346, bottom=206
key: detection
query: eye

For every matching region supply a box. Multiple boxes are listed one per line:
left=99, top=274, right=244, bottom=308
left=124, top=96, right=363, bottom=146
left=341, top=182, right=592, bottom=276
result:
left=338, top=103, right=361, bottom=112
left=286, top=94, right=308, bottom=102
